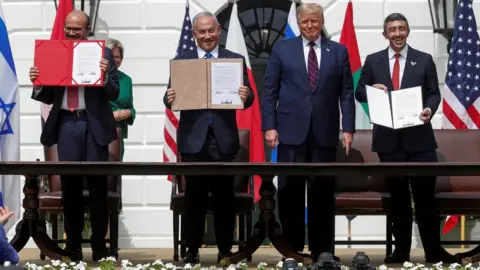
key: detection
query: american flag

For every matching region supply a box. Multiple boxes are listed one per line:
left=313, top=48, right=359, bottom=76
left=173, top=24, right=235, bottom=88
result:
left=442, top=0, right=477, bottom=234
left=163, top=0, right=197, bottom=180
left=443, top=0, right=480, bottom=129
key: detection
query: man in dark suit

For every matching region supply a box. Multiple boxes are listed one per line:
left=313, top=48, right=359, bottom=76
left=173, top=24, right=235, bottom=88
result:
left=355, top=13, right=458, bottom=264
left=262, top=3, right=355, bottom=261
left=29, top=10, right=119, bottom=262
left=163, top=12, right=254, bottom=264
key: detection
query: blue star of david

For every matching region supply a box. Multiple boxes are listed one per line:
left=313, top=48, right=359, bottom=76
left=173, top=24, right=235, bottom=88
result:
left=0, top=97, right=15, bottom=135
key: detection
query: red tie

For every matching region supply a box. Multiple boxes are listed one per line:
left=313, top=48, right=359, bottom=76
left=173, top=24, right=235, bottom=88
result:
left=392, top=53, right=400, bottom=90
left=307, top=41, right=319, bottom=90
left=67, top=86, right=79, bottom=111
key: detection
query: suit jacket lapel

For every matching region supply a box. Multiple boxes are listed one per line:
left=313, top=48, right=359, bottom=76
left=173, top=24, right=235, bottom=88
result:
left=400, top=47, right=418, bottom=89
left=218, top=46, right=226, bottom=58
left=294, top=37, right=309, bottom=89
left=378, top=48, right=394, bottom=91
left=314, top=37, right=330, bottom=93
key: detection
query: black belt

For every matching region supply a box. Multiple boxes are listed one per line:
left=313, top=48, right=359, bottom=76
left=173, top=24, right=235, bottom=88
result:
left=60, top=109, right=86, bottom=117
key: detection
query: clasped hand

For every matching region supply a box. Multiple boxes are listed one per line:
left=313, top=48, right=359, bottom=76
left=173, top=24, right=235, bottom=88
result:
left=166, top=85, right=250, bottom=104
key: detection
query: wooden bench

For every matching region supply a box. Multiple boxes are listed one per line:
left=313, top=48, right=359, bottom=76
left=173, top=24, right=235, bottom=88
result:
left=334, top=129, right=480, bottom=256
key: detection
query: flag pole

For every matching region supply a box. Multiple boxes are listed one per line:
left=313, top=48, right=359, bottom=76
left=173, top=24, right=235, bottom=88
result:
left=347, top=220, right=352, bottom=248
left=461, top=215, right=465, bottom=249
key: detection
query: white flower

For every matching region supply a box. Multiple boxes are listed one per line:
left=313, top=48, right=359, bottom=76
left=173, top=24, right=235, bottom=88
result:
left=226, top=266, right=236, bottom=270
left=449, top=263, right=461, bottom=269
left=122, top=260, right=133, bottom=267
left=184, top=263, right=193, bottom=269
left=152, top=259, right=164, bottom=266
left=51, top=260, right=61, bottom=267
left=276, top=261, right=283, bottom=268
left=74, top=262, right=87, bottom=270
left=257, top=262, right=267, bottom=269
left=165, top=263, right=176, bottom=270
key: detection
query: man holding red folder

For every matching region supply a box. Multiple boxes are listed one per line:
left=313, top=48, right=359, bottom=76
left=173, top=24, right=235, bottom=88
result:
left=29, top=10, right=119, bottom=262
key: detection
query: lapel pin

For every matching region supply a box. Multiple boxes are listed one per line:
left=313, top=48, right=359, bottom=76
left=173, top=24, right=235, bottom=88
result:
left=326, top=48, right=330, bottom=52
left=411, top=61, right=417, bottom=66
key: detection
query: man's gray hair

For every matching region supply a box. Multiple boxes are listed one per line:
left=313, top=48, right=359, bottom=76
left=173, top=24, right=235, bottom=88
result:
left=106, top=38, right=125, bottom=59
left=296, top=3, right=324, bottom=19
left=192, top=11, right=219, bottom=29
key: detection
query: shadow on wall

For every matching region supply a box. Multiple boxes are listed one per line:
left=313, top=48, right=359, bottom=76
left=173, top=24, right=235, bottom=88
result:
left=118, top=215, right=133, bottom=249
left=90, top=16, right=109, bottom=40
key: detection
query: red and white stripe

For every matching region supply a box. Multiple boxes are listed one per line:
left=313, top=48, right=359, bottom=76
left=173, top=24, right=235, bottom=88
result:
left=441, top=84, right=480, bottom=233
left=443, top=84, right=480, bottom=129
left=163, top=108, right=179, bottom=181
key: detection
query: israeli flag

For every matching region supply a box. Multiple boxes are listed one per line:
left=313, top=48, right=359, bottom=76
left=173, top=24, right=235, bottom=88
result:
left=0, top=2, right=21, bottom=234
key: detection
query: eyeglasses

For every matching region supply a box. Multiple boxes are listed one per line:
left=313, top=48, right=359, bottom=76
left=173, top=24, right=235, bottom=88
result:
left=63, top=27, right=83, bottom=33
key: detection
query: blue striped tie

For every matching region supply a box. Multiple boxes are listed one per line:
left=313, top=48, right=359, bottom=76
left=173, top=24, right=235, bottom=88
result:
left=307, top=41, right=319, bottom=90
left=204, top=52, right=213, bottom=124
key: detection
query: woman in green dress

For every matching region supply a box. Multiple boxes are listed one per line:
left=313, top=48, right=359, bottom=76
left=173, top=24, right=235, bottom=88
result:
left=105, top=38, right=136, bottom=244
left=107, top=38, right=136, bottom=161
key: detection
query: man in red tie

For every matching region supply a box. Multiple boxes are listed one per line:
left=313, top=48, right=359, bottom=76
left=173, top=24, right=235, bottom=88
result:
left=262, top=3, right=355, bottom=262
left=355, top=13, right=458, bottom=264
left=28, top=10, right=119, bottom=262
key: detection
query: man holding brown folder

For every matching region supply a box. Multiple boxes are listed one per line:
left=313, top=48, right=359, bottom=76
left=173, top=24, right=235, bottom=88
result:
left=163, top=12, right=254, bottom=264
left=28, top=10, right=119, bottom=262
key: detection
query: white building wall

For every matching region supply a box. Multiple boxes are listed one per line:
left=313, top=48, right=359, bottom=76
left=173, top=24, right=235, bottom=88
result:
left=0, top=0, right=471, bottom=248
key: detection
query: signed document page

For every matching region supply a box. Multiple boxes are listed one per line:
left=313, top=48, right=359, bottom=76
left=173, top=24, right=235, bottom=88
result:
left=209, top=60, right=243, bottom=109
left=366, top=85, right=394, bottom=128
left=72, top=41, right=103, bottom=85
left=390, top=86, right=424, bottom=129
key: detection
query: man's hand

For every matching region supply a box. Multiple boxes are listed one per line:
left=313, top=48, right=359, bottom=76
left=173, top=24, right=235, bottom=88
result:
left=265, top=129, right=279, bottom=149
left=238, top=85, right=250, bottom=103
left=420, top=108, right=432, bottom=123
left=29, top=66, right=39, bottom=83
left=0, top=206, right=13, bottom=226
left=342, top=132, right=353, bottom=155
left=372, top=83, right=388, bottom=92
left=113, top=111, right=120, bottom=121
left=100, top=58, right=109, bottom=73
left=166, top=88, right=176, bottom=104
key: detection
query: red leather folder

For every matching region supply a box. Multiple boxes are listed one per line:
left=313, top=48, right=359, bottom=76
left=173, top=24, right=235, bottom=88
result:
left=33, top=39, right=105, bottom=87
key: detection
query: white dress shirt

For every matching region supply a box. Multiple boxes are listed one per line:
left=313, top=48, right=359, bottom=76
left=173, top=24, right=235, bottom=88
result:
left=388, top=45, right=430, bottom=115
left=302, top=36, right=321, bottom=71
left=388, top=45, right=408, bottom=88
left=34, top=86, right=86, bottom=110
left=197, top=45, right=219, bottom=59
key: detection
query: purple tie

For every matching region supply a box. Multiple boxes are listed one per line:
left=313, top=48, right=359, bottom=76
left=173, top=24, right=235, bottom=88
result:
left=307, top=41, right=319, bottom=89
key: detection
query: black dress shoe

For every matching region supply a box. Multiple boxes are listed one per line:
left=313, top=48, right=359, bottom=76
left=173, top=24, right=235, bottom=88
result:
left=92, top=247, right=111, bottom=262
left=68, top=251, right=83, bottom=263
left=184, top=250, right=200, bottom=264
left=384, top=251, right=410, bottom=264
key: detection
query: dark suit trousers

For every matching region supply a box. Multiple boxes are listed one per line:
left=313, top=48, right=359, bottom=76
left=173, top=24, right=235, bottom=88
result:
left=180, top=128, right=236, bottom=253
left=277, top=128, right=336, bottom=254
left=56, top=112, right=109, bottom=252
left=378, top=145, right=440, bottom=257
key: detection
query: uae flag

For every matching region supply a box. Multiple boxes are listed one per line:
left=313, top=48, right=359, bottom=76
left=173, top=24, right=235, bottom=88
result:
left=226, top=0, right=265, bottom=202
left=339, top=0, right=369, bottom=223
left=339, top=0, right=370, bottom=129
